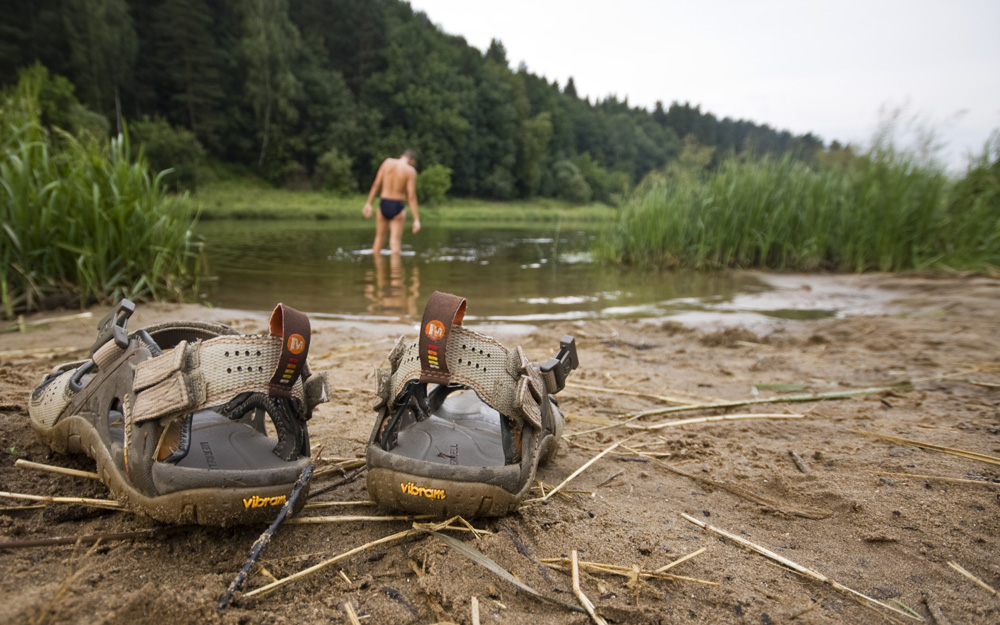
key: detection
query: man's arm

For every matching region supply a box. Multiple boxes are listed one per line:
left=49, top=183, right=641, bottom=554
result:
left=362, top=161, right=386, bottom=219
left=407, top=169, right=420, bottom=234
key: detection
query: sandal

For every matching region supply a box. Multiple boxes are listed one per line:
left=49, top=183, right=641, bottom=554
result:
left=366, top=291, right=578, bottom=517
left=28, top=300, right=329, bottom=526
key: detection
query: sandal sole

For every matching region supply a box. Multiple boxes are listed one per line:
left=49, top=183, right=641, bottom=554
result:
left=32, top=416, right=304, bottom=526
left=366, top=467, right=530, bottom=517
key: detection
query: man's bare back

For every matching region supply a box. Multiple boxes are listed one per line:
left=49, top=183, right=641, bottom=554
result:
left=362, top=150, right=421, bottom=254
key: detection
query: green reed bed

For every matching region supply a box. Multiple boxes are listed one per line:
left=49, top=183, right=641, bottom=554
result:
left=600, top=150, right=999, bottom=272
left=1, top=74, right=200, bottom=318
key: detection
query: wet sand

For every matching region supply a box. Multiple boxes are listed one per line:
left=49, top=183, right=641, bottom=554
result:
left=2, top=273, right=999, bottom=624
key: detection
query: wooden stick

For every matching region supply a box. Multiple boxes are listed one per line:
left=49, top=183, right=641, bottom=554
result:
left=851, top=430, right=1000, bottom=466
left=681, top=513, right=917, bottom=622
left=218, top=464, right=313, bottom=609
left=572, top=550, right=609, bottom=625
left=566, top=384, right=908, bottom=437
left=343, top=601, right=362, bottom=625
left=542, top=557, right=716, bottom=586
left=0, top=529, right=166, bottom=550
left=654, top=546, right=708, bottom=573
left=471, top=596, right=480, bottom=625
left=629, top=413, right=804, bottom=431
left=285, top=514, right=433, bottom=525
left=948, top=561, right=1000, bottom=600
left=15, top=459, right=99, bottom=480
left=302, top=500, right=376, bottom=509
left=873, top=471, right=996, bottom=486
left=0, top=490, right=123, bottom=509
left=789, top=451, right=810, bottom=473
left=243, top=529, right=418, bottom=598
left=564, top=382, right=700, bottom=405
left=533, top=440, right=624, bottom=503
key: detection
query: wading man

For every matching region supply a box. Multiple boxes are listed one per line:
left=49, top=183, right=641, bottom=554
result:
left=362, top=150, right=421, bottom=255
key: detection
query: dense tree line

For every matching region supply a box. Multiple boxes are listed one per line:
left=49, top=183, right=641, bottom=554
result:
left=1, top=0, right=824, bottom=201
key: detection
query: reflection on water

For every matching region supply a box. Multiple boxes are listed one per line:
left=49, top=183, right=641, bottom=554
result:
left=365, top=252, right=420, bottom=317
left=195, top=220, right=771, bottom=321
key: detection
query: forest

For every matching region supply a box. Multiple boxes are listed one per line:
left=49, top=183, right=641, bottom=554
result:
left=1, top=0, right=824, bottom=201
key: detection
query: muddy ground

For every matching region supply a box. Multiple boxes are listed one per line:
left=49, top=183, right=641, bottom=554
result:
left=1, top=273, right=999, bottom=624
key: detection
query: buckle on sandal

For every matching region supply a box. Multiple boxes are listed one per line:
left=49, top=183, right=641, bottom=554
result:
left=90, top=299, right=135, bottom=356
left=540, top=335, right=578, bottom=394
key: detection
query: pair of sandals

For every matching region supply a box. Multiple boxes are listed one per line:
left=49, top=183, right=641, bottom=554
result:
left=27, top=292, right=578, bottom=526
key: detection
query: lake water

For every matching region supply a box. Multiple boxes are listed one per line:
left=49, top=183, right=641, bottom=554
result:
left=195, top=220, right=817, bottom=323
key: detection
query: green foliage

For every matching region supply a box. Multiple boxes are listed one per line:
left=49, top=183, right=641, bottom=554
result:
left=0, top=71, right=201, bottom=318
left=4, top=1, right=830, bottom=204
left=417, top=164, right=453, bottom=205
left=552, top=160, right=592, bottom=204
left=599, top=142, right=1000, bottom=272
left=314, top=148, right=356, bottom=195
left=130, top=116, right=207, bottom=191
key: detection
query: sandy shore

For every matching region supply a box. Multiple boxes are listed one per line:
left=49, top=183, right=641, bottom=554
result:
left=2, top=273, right=999, bottom=624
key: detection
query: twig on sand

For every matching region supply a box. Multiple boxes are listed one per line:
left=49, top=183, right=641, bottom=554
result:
left=681, top=513, right=918, bottom=623
left=655, top=546, right=708, bottom=573
left=285, top=514, right=434, bottom=525
left=242, top=516, right=470, bottom=599
left=426, top=523, right=585, bottom=614
left=541, top=551, right=716, bottom=586
left=567, top=384, right=909, bottom=437
left=303, top=500, right=376, bottom=509
left=947, top=561, right=1000, bottom=601
left=789, top=450, right=810, bottom=473
left=0, top=529, right=168, bottom=550
left=15, top=459, right=99, bottom=480
left=572, top=550, right=609, bottom=625
left=526, top=439, right=626, bottom=504
left=564, top=382, right=702, bottom=405
left=343, top=601, right=362, bottom=625
left=0, top=490, right=123, bottom=510
left=218, top=464, right=313, bottom=610
left=851, top=430, right=1000, bottom=466
left=872, top=471, right=996, bottom=486
left=629, top=413, right=804, bottom=431
left=307, top=466, right=366, bottom=499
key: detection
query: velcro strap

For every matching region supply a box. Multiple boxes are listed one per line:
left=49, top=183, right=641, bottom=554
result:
left=132, top=370, right=206, bottom=424
left=418, top=291, right=467, bottom=385
left=131, top=334, right=307, bottom=425
left=133, top=340, right=189, bottom=390
left=267, top=303, right=311, bottom=398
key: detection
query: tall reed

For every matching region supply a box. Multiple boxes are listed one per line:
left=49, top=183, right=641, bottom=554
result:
left=1, top=71, right=201, bottom=318
left=597, top=148, right=998, bottom=272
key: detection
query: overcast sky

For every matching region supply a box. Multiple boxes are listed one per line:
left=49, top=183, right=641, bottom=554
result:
left=407, top=0, right=1000, bottom=170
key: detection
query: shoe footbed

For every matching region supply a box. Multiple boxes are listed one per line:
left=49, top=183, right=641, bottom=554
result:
left=391, top=390, right=506, bottom=468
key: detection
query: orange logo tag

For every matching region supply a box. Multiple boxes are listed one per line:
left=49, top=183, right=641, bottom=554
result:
left=287, top=333, right=306, bottom=354
left=425, top=320, right=446, bottom=342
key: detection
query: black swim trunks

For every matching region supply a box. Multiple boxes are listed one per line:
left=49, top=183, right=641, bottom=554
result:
left=379, top=199, right=405, bottom=220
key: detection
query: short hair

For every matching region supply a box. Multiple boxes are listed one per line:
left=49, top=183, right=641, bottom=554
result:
left=402, top=149, right=417, bottom=163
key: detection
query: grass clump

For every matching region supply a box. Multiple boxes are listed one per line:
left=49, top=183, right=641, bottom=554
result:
left=1, top=66, right=201, bottom=318
left=599, top=141, right=1000, bottom=272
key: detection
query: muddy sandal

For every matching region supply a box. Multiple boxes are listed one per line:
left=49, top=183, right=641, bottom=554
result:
left=366, top=291, right=578, bottom=517
left=28, top=300, right=329, bottom=526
